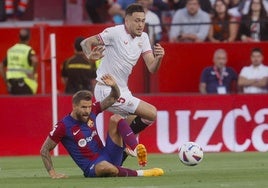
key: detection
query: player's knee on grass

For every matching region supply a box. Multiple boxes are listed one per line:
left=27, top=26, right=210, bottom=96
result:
left=95, top=161, right=118, bottom=177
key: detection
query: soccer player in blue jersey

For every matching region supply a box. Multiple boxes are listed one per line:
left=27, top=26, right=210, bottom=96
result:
left=40, top=74, right=164, bottom=178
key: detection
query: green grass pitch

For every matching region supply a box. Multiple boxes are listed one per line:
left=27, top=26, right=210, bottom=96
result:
left=0, top=152, right=267, bottom=188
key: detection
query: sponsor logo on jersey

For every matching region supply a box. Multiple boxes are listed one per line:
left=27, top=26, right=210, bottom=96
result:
left=77, top=130, right=98, bottom=147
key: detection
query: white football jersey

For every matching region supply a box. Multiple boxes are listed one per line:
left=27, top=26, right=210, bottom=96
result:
left=96, top=25, right=152, bottom=88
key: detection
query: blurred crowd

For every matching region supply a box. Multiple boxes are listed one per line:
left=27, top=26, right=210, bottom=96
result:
left=1, top=0, right=268, bottom=95
left=84, top=0, right=268, bottom=43
left=1, top=0, right=268, bottom=43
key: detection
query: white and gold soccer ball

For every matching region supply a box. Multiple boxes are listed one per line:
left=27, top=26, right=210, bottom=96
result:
left=178, top=142, right=204, bottom=166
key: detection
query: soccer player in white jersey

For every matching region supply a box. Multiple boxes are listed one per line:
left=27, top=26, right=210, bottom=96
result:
left=80, top=3, right=165, bottom=162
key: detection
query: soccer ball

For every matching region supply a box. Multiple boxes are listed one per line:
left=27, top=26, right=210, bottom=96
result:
left=178, top=142, right=203, bottom=166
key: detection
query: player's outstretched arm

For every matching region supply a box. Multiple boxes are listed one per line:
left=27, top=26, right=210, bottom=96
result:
left=100, top=74, right=120, bottom=111
left=143, top=43, right=165, bottom=73
left=40, top=137, right=68, bottom=179
left=80, top=35, right=105, bottom=62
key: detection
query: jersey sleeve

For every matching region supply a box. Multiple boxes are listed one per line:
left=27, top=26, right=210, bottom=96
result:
left=49, top=122, right=66, bottom=143
left=92, top=102, right=102, bottom=115
left=141, top=33, right=153, bottom=55
left=99, top=26, right=115, bottom=45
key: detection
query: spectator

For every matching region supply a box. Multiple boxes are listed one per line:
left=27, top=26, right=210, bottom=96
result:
left=225, top=0, right=243, bottom=19
left=208, top=0, right=239, bottom=42
left=137, top=0, right=162, bottom=45
left=61, top=37, right=97, bottom=94
left=84, top=0, right=113, bottom=23
left=173, top=0, right=213, bottom=13
left=238, top=0, right=268, bottom=15
left=210, top=0, right=241, bottom=8
left=225, top=0, right=241, bottom=8
left=199, top=49, right=238, bottom=94
left=108, top=0, right=136, bottom=24
left=169, top=0, right=211, bottom=42
left=0, top=0, right=5, bottom=21
left=238, top=47, right=268, bottom=93
left=0, top=28, right=38, bottom=95
left=238, top=0, right=268, bottom=42
left=5, top=0, right=29, bottom=20
left=150, top=0, right=170, bottom=19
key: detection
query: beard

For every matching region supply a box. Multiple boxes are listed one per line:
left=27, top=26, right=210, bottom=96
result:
left=76, top=113, right=90, bottom=123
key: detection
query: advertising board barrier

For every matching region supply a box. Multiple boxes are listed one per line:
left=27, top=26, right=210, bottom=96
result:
left=0, top=94, right=267, bottom=156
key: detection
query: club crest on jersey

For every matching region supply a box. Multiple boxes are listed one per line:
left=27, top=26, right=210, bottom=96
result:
left=124, top=40, right=128, bottom=45
left=87, top=119, right=94, bottom=128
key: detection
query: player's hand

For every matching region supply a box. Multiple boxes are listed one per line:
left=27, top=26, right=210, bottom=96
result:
left=49, top=170, right=68, bottom=179
left=101, top=74, right=116, bottom=87
left=89, top=46, right=105, bottom=62
left=51, top=173, right=68, bottom=179
left=153, top=43, right=165, bottom=58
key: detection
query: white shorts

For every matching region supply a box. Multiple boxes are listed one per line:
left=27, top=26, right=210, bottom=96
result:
left=94, top=83, right=140, bottom=118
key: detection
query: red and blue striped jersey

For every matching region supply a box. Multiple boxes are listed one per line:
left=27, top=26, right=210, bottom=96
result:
left=49, top=102, right=104, bottom=173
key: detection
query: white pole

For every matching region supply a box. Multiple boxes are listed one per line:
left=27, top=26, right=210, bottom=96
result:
left=50, top=33, right=59, bottom=156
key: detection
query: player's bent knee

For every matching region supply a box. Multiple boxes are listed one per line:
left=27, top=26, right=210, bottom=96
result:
left=138, top=104, right=157, bottom=122
left=110, top=114, right=124, bottom=124
left=145, top=103, right=157, bottom=121
left=95, top=161, right=118, bottom=177
left=148, top=106, right=157, bottom=121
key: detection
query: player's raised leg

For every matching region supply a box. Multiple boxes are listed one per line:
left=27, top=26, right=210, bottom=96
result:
left=110, top=114, right=148, bottom=167
left=128, top=100, right=157, bottom=134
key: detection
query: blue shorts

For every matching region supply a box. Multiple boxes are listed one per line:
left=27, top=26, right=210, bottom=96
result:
left=85, top=135, right=124, bottom=177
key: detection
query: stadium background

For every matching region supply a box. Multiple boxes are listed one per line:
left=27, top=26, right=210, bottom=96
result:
left=0, top=0, right=268, bottom=156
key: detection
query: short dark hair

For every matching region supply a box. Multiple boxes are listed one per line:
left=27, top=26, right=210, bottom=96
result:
left=74, top=37, right=85, bottom=52
left=125, top=3, right=144, bottom=17
left=251, top=47, right=263, bottom=55
left=72, top=90, right=92, bottom=105
left=19, top=28, right=30, bottom=42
